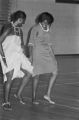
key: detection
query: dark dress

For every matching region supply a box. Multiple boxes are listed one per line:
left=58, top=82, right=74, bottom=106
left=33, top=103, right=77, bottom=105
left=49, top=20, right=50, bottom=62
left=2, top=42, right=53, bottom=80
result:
left=28, top=24, right=57, bottom=76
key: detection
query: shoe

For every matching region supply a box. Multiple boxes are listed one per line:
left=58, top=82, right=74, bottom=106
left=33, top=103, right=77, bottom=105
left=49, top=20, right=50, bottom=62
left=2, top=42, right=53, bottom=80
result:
left=44, top=95, right=55, bottom=104
left=32, top=97, right=39, bottom=105
left=14, top=94, right=26, bottom=105
left=2, top=102, right=12, bottom=110
left=32, top=100, right=39, bottom=105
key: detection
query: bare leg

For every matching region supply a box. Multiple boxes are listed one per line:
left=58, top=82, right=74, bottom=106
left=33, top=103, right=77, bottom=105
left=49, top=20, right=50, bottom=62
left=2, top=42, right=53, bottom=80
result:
left=2, top=69, right=14, bottom=110
left=47, top=73, right=57, bottom=97
left=44, top=72, right=57, bottom=104
left=15, top=69, right=31, bottom=104
left=32, top=75, right=39, bottom=104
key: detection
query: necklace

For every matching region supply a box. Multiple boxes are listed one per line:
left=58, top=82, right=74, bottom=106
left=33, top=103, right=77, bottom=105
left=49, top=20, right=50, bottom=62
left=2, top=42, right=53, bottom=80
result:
left=39, top=23, right=49, bottom=32
left=11, top=22, right=20, bottom=35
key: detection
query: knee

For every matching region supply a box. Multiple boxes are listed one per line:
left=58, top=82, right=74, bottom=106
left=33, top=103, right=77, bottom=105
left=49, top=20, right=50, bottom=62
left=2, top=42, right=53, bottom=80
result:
left=6, top=81, right=12, bottom=89
left=27, top=72, right=32, bottom=78
left=52, top=70, right=58, bottom=77
left=24, top=71, right=32, bottom=78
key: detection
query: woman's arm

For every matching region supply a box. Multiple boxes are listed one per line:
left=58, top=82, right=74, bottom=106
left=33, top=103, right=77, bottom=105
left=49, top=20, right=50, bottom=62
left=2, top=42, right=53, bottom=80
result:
left=29, top=45, right=33, bottom=64
left=20, top=29, right=24, bottom=47
left=0, top=28, right=10, bottom=66
left=50, top=45, right=55, bottom=54
left=0, top=29, right=10, bottom=56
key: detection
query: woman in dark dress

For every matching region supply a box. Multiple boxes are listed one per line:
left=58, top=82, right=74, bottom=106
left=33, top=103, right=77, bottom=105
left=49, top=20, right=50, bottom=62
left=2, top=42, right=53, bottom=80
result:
left=28, top=12, right=58, bottom=104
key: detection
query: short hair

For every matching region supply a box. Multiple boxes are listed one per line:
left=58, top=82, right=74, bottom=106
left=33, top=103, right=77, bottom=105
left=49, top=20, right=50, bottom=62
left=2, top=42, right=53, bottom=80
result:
left=10, top=10, right=26, bottom=22
left=35, top=12, right=54, bottom=25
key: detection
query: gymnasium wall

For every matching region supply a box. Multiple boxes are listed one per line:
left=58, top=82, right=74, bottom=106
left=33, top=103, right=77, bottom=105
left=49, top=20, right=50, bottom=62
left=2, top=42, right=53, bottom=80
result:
left=0, top=0, right=11, bottom=28
left=4, top=0, right=79, bottom=54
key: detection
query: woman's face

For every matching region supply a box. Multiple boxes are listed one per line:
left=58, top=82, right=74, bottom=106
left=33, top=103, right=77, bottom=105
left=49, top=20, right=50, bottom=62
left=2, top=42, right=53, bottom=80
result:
left=41, top=20, right=50, bottom=31
left=14, top=18, right=25, bottom=27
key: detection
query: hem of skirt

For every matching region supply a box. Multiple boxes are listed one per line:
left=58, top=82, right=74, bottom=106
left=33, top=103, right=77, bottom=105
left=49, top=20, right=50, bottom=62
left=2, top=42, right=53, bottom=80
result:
left=32, top=71, right=57, bottom=77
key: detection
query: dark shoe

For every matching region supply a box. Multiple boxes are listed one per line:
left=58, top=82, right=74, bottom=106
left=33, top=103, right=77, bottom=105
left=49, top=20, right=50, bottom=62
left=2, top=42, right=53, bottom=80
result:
left=2, top=102, right=12, bottom=111
left=14, top=94, right=26, bottom=105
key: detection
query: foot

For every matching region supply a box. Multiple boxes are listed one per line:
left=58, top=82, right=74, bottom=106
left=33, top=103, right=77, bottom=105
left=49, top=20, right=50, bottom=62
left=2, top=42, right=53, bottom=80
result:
left=14, top=94, right=26, bottom=105
left=32, top=100, right=39, bottom=105
left=2, top=102, right=12, bottom=110
left=32, top=98, right=39, bottom=105
left=44, top=95, right=55, bottom=104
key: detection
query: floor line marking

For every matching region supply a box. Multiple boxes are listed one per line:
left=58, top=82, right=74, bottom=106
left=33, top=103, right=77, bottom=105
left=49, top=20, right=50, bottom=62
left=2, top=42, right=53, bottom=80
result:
left=59, top=71, right=79, bottom=75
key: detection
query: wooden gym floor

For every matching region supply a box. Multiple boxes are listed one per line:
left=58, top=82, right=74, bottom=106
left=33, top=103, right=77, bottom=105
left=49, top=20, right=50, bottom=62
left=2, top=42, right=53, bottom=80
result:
left=0, top=55, right=79, bottom=120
